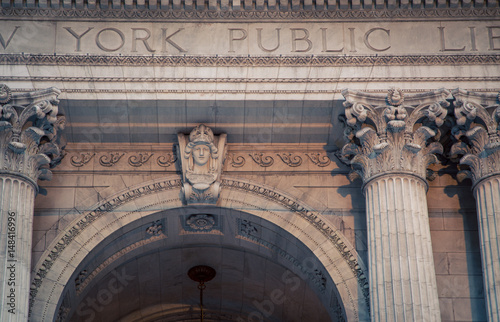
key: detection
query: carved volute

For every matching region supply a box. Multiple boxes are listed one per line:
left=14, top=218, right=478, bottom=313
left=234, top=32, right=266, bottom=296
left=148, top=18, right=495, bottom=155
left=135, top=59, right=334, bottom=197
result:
left=0, top=84, right=66, bottom=188
left=340, top=88, right=451, bottom=186
left=450, top=88, right=500, bottom=187
left=177, top=124, right=226, bottom=204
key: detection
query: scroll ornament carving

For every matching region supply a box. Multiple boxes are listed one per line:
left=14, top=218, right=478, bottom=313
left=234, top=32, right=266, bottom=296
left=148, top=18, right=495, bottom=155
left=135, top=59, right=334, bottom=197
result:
left=0, top=85, right=66, bottom=185
left=249, top=152, right=274, bottom=167
left=99, top=152, right=125, bottom=167
left=128, top=152, right=153, bottom=167
left=450, top=89, right=500, bottom=186
left=277, top=153, right=303, bottom=167
left=227, top=153, right=246, bottom=168
left=305, top=152, right=331, bottom=167
left=70, top=152, right=95, bottom=167
left=178, top=124, right=226, bottom=204
left=340, top=88, right=450, bottom=183
left=157, top=153, right=177, bottom=168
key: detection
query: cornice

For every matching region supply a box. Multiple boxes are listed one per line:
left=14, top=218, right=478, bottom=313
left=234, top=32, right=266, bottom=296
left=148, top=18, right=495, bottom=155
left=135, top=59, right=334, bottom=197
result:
left=1, top=53, right=499, bottom=67
left=1, top=6, right=499, bottom=21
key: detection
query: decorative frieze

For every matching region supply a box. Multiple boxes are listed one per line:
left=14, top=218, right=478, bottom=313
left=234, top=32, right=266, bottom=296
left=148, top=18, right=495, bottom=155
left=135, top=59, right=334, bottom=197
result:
left=2, top=54, right=499, bottom=67
left=63, top=149, right=335, bottom=171
left=177, top=124, right=226, bottom=204
left=0, top=6, right=499, bottom=21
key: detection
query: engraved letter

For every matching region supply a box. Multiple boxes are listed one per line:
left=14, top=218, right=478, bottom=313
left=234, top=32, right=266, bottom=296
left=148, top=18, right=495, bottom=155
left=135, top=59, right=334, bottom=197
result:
left=469, top=27, right=477, bottom=51
left=257, top=28, right=280, bottom=52
left=348, top=28, right=357, bottom=53
left=364, top=28, right=391, bottom=52
left=321, top=28, right=343, bottom=53
left=0, top=26, right=20, bottom=50
left=228, top=28, right=247, bottom=53
left=161, top=28, right=187, bottom=53
left=487, top=26, right=500, bottom=51
left=438, top=27, right=465, bottom=52
left=131, top=28, right=155, bottom=52
left=291, top=28, right=312, bottom=52
left=95, top=28, right=125, bottom=52
left=64, top=27, right=93, bottom=52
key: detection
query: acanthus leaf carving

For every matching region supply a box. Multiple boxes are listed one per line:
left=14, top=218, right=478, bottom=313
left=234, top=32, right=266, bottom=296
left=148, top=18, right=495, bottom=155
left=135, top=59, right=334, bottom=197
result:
left=0, top=85, right=65, bottom=185
left=341, top=88, right=450, bottom=183
left=450, top=89, right=500, bottom=186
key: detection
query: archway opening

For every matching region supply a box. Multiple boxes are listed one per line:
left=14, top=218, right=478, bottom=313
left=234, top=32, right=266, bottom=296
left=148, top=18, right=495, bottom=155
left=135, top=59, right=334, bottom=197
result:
left=57, top=206, right=346, bottom=322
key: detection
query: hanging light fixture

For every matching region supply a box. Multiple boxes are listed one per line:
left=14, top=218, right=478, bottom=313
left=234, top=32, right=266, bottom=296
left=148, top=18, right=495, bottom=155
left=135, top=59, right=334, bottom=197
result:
left=188, top=265, right=216, bottom=322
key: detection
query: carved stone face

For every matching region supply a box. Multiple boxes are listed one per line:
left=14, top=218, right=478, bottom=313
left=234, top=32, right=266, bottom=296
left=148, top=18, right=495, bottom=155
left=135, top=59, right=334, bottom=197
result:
left=192, top=144, right=210, bottom=166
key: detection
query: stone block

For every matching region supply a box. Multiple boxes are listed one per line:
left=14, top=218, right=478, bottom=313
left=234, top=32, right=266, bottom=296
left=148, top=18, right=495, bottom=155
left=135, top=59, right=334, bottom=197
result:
left=442, top=211, right=478, bottom=231
left=433, top=252, right=449, bottom=275
left=453, top=298, right=487, bottom=321
left=33, top=210, right=60, bottom=231
left=448, top=252, right=483, bottom=276
left=439, top=298, right=454, bottom=321
left=436, top=275, right=484, bottom=298
left=429, top=211, right=444, bottom=231
left=430, top=231, right=480, bottom=253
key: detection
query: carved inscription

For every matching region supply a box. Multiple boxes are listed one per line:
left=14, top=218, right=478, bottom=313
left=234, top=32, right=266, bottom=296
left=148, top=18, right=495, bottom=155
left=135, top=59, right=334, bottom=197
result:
left=0, top=23, right=498, bottom=55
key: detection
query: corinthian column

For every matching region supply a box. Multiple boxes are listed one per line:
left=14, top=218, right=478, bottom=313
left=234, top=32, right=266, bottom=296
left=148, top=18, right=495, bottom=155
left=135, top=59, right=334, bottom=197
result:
left=450, top=89, right=500, bottom=322
left=341, top=88, right=451, bottom=321
left=0, top=85, right=65, bottom=321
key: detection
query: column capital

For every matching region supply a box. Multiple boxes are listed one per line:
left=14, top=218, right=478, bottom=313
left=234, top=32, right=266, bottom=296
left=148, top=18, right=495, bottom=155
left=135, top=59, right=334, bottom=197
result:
left=0, top=85, right=66, bottom=188
left=340, top=88, right=451, bottom=186
left=450, top=88, right=500, bottom=188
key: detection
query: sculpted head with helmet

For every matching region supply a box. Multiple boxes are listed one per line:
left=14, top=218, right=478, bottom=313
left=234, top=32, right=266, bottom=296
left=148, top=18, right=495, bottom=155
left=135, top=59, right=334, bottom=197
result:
left=184, top=124, right=219, bottom=173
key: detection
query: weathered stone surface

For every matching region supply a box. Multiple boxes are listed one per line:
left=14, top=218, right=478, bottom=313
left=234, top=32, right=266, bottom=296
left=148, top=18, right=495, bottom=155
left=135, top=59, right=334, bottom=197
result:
left=451, top=89, right=500, bottom=322
left=0, top=86, right=65, bottom=321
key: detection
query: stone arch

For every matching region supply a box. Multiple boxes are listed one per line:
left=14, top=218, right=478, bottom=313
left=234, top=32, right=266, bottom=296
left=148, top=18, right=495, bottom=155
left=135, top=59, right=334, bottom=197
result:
left=29, top=176, right=369, bottom=321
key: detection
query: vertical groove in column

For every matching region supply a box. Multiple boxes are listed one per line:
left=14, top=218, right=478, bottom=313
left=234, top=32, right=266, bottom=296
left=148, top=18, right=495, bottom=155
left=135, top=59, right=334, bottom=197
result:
left=365, top=175, right=440, bottom=321
left=0, top=176, right=36, bottom=322
left=475, top=176, right=500, bottom=322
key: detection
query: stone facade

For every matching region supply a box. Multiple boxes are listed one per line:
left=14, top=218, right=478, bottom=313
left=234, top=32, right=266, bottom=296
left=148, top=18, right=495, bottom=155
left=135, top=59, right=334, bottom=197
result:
left=0, top=0, right=499, bottom=321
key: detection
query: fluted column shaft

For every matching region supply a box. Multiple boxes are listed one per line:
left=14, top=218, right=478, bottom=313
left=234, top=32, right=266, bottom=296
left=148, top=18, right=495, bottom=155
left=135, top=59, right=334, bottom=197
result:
left=473, top=176, right=500, bottom=321
left=365, top=174, right=440, bottom=321
left=341, top=88, right=450, bottom=321
left=450, top=89, right=500, bottom=322
left=0, top=85, right=65, bottom=321
left=0, top=176, right=36, bottom=321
